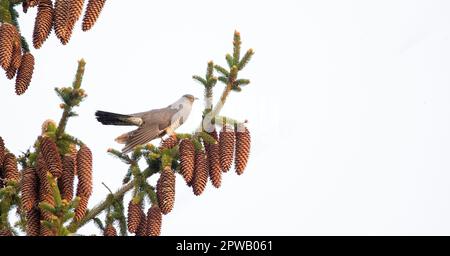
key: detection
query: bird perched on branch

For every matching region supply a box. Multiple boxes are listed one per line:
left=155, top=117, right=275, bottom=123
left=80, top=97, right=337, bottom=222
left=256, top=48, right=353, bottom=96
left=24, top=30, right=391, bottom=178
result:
left=95, top=94, right=198, bottom=153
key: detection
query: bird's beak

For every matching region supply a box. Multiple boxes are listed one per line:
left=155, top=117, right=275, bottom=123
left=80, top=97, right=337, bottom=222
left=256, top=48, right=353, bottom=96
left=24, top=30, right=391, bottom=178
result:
left=194, top=97, right=199, bottom=100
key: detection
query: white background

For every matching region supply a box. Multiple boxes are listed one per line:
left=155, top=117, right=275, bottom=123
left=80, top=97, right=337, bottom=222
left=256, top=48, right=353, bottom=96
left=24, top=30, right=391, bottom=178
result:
left=1, top=0, right=450, bottom=235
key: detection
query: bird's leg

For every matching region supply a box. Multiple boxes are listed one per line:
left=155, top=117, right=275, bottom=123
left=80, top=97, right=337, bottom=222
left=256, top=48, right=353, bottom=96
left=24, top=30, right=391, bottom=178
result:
left=166, top=127, right=177, bottom=140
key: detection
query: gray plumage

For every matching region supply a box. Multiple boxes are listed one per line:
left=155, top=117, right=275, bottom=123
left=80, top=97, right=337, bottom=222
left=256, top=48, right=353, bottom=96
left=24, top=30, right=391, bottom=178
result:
left=96, top=94, right=197, bottom=153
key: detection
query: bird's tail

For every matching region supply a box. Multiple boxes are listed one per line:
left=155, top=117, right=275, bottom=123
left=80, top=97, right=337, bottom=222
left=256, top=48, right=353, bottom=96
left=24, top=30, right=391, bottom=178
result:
left=95, top=111, right=134, bottom=126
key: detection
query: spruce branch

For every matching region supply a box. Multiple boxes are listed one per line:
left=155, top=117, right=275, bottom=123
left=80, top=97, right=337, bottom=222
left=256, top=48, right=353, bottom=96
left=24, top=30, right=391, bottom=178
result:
left=233, top=31, right=241, bottom=64
left=238, top=49, right=254, bottom=70
left=55, top=59, right=87, bottom=139
left=193, top=75, right=207, bottom=86
left=198, top=31, right=254, bottom=132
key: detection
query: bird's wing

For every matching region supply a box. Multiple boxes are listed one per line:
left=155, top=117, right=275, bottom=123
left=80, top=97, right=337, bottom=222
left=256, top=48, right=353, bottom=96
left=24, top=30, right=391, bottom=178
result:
left=122, top=106, right=183, bottom=153
left=122, top=123, right=162, bottom=153
left=142, top=107, right=181, bottom=130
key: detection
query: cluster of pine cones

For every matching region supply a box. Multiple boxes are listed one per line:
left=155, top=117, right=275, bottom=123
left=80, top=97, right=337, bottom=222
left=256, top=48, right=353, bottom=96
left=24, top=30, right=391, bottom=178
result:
left=0, top=23, right=35, bottom=95
left=0, top=0, right=107, bottom=95
left=162, top=124, right=251, bottom=196
left=24, top=0, right=108, bottom=47
left=120, top=124, right=251, bottom=237
left=0, top=131, right=93, bottom=236
left=175, top=124, right=252, bottom=194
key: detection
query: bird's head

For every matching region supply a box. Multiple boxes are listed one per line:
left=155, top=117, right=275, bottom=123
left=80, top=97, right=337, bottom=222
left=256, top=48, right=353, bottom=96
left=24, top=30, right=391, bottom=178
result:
left=183, top=94, right=199, bottom=104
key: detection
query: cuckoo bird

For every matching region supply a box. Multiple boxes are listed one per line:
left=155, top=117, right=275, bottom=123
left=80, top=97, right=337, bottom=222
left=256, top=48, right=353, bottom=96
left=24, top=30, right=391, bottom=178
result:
left=95, top=94, right=197, bottom=153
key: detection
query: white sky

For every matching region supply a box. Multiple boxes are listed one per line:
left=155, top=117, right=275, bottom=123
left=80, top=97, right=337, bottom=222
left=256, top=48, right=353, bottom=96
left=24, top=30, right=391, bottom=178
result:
left=1, top=0, right=450, bottom=235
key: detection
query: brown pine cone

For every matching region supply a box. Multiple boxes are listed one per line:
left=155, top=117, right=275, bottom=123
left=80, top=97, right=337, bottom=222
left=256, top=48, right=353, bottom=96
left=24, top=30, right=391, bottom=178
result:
left=54, top=0, right=69, bottom=44
left=76, top=145, right=93, bottom=197
left=33, top=0, right=54, bottom=49
left=193, top=150, right=208, bottom=196
left=0, top=136, right=5, bottom=167
left=0, top=23, right=19, bottom=70
left=36, top=157, right=52, bottom=197
left=205, top=130, right=221, bottom=188
left=59, top=155, right=76, bottom=201
left=156, top=166, right=176, bottom=215
left=40, top=137, right=63, bottom=178
left=235, top=125, right=251, bottom=175
left=159, top=136, right=179, bottom=150
left=64, top=0, right=85, bottom=43
left=68, top=145, right=78, bottom=176
left=82, top=0, right=107, bottom=31
left=146, top=205, right=162, bottom=236
left=0, top=229, right=13, bottom=236
left=26, top=209, right=40, bottom=236
left=36, top=156, right=54, bottom=221
left=5, top=41, right=22, bottom=80
left=135, top=208, right=147, bottom=236
left=127, top=200, right=142, bottom=233
left=179, top=139, right=194, bottom=185
left=15, top=52, right=35, bottom=95
left=21, top=167, right=39, bottom=212
left=219, top=125, right=235, bottom=172
left=40, top=225, right=54, bottom=236
left=104, top=224, right=117, bottom=236
left=38, top=185, right=55, bottom=222
left=3, top=153, right=19, bottom=182
left=74, top=195, right=89, bottom=221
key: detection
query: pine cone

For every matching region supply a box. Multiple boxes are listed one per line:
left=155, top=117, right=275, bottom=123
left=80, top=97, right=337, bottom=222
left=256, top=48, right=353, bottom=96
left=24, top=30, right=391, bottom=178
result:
left=0, top=229, right=13, bottom=236
left=235, top=126, right=251, bottom=175
left=0, top=136, right=5, bottom=167
left=39, top=188, right=55, bottom=221
left=193, top=150, right=208, bottom=196
left=127, top=200, right=142, bottom=233
left=3, top=153, right=19, bottom=182
left=38, top=183, right=55, bottom=221
left=135, top=208, right=147, bottom=236
left=36, top=156, right=52, bottom=199
left=69, top=145, right=78, bottom=176
left=5, top=41, right=22, bottom=80
left=15, top=52, right=35, bottom=95
left=104, top=224, right=117, bottom=236
left=159, top=136, right=179, bottom=150
left=21, top=167, right=39, bottom=212
left=156, top=166, right=175, bottom=215
left=76, top=145, right=93, bottom=197
left=146, top=205, right=162, bottom=236
left=205, top=130, right=221, bottom=188
left=82, top=0, right=107, bottom=31
left=219, top=125, right=235, bottom=172
left=179, top=139, right=194, bottom=185
left=54, top=0, right=69, bottom=44
left=64, top=0, right=85, bottom=43
left=26, top=209, right=40, bottom=236
left=74, top=195, right=89, bottom=221
left=59, top=155, right=76, bottom=201
left=40, top=137, right=63, bottom=178
left=0, top=23, right=19, bottom=70
left=40, top=225, right=54, bottom=236
left=36, top=156, right=55, bottom=221
left=33, top=0, right=54, bottom=49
